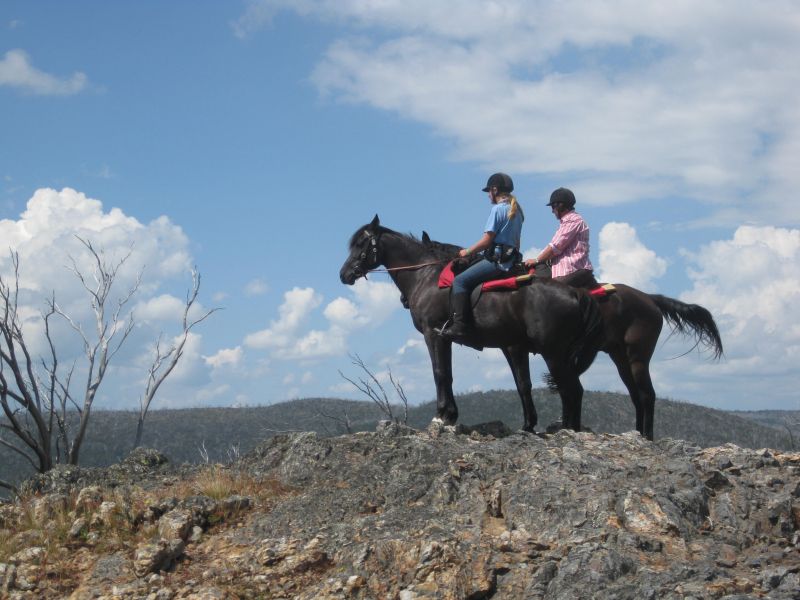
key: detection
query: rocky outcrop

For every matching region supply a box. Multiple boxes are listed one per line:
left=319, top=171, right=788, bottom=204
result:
left=1, top=424, right=798, bottom=598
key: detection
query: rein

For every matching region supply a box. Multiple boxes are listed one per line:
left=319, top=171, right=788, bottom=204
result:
left=368, top=259, right=449, bottom=275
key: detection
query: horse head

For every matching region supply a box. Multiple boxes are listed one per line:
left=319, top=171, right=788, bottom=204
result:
left=340, top=214, right=382, bottom=285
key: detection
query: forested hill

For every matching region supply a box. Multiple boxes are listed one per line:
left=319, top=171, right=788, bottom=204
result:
left=1, top=389, right=796, bottom=493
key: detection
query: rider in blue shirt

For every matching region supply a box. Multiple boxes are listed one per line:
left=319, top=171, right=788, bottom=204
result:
left=440, top=172, right=524, bottom=343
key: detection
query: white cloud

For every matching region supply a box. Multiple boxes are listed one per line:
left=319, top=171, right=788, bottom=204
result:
left=243, top=279, right=402, bottom=361
left=597, top=222, right=667, bottom=290
left=204, top=346, right=243, bottom=369
left=168, top=332, right=209, bottom=382
left=0, top=49, right=88, bottom=95
left=243, top=287, right=322, bottom=349
left=681, top=225, right=800, bottom=341
left=135, top=294, right=186, bottom=322
left=0, top=187, right=203, bottom=411
left=244, top=278, right=269, bottom=296
left=600, top=224, right=800, bottom=410
left=0, top=188, right=193, bottom=356
left=240, top=1, right=800, bottom=225
left=324, top=279, right=400, bottom=330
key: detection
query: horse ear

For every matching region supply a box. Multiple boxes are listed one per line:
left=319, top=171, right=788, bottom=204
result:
left=370, top=214, right=380, bottom=230
left=422, top=231, right=431, bottom=243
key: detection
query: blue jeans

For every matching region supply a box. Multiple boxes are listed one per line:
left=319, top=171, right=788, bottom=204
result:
left=452, top=259, right=505, bottom=295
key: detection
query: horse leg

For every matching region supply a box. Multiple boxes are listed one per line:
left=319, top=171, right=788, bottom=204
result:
left=609, top=346, right=657, bottom=441
left=630, top=361, right=656, bottom=440
left=545, top=359, right=584, bottom=432
left=501, top=345, right=537, bottom=432
left=609, top=347, right=643, bottom=432
left=424, top=330, right=458, bottom=425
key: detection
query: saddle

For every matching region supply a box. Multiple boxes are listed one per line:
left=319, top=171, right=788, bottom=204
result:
left=437, top=260, right=616, bottom=299
left=437, top=260, right=535, bottom=292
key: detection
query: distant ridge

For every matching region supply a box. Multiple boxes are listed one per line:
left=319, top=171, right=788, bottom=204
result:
left=1, top=389, right=795, bottom=493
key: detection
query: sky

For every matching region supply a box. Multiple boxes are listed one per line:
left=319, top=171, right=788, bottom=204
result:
left=1, top=1, right=799, bottom=420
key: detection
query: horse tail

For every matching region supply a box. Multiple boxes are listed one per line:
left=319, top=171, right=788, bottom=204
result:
left=570, top=292, right=605, bottom=375
left=649, top=294, right=724, bottom=359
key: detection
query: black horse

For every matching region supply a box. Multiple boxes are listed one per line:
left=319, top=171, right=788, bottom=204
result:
left=339, top=215, right=606, bottom=433
left=420, top=232, right=724, bottom=440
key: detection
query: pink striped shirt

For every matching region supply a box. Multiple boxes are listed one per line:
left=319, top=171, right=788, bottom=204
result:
left=547, top=210, right=593, bottom=277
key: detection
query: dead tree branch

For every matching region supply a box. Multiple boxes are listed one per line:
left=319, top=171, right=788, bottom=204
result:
left=134, top=268, right=220, bottom=448
left=0, top=239, right=142, bottom=472
left=338, top=353, right=408, bottom=424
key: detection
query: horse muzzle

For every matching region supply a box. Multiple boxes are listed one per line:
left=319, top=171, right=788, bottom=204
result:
left=340, top=265, right=360, bottom=285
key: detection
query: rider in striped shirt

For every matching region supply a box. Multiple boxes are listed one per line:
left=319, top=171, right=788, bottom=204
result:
left=525, top=188, right=598, bottom=288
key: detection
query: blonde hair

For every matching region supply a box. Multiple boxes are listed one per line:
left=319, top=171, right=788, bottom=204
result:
left=499, top=193, right=522, bottom=220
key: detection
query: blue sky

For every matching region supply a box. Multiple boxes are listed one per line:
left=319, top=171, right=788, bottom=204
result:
left=1, top=1, right=799, bottom=420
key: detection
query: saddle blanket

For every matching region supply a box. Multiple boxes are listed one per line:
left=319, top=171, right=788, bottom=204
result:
left=437, top=261, right=616, bottom=297
left=437, top=261, right=533, bottom=291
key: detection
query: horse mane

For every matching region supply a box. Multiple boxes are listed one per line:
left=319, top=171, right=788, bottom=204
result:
left=348, top=224, right=427, bottom=252
left=421, top=236, right=461, bottom=260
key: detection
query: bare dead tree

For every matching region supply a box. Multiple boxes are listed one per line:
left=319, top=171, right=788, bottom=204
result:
left=0, top=253, right=55, bottom=476
left=338, top=353, right=409, bottom=424
left=0, top=238, right=140, bottom=474
left=783, top=418, right=798, bottom=450
left=226, top=442, right=241, bottom=463
left=198, top=440, right=210, bottom=464
left=54, top=238, right=139, bottom=464
left=315, top=401, right=354, bottom=434
left=133, top=268, right=219, bottom=448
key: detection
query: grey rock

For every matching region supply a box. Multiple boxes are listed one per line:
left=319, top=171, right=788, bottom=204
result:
left=68, top=516, right=88, bottom=539
left=91, top=552, right=130, bottom=582
left=6, top=425, right=798, bottom=598
left=158, top=508, right=193, bottom=541
left=0, top=563, right=16, bottom=593
left=219, top=494, right=252, bottom=514
left=9, top=546, right=45, bottom=565
left=133, top=539, right=185, bottom=576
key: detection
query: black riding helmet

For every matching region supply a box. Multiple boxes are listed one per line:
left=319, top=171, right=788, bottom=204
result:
left=546, top=187, right=576, bottom=208
left=482, top=173, right=514, bottom=193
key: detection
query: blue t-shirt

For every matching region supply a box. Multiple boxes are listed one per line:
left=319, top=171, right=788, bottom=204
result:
left=484, top=201, right=523, bottom=269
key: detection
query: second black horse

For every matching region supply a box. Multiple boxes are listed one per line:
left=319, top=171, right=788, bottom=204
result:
left=420, top=231, right=724, bottom=440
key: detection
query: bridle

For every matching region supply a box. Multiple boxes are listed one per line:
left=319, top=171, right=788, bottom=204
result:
left=352, top=229, right=449, bottom=279
left=351, top=229, right=381, bottom=279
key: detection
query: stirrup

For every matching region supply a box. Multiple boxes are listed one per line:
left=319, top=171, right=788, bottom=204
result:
left=435, top=317, right=453, bottom=336
left=438, top=321, right=471, bottom=341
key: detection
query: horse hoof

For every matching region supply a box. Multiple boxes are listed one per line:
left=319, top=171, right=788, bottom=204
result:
left=545, top=420, right=564, bottom=434
left=431, top=417, right=444, bottom=425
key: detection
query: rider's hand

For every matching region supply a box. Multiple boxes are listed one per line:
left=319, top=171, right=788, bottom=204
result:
left=524, top=258, right=538, bottom=268
left=458, top=248, right=470, bottom=258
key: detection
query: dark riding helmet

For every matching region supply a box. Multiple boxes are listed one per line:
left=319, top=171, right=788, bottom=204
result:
left=546, top=187, right=576, bottom=208
left=482, top=172, right=514, bottom=193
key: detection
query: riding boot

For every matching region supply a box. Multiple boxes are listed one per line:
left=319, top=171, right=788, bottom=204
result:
left=440, top=292, right=473, bottom=342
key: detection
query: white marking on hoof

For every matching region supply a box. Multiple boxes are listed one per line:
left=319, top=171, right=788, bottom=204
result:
left=431, top=417, right=444, bottom=425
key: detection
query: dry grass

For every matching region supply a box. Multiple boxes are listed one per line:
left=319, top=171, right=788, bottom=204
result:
left=0, top=465, right=292, bottom=596
left=175, top=464, right=287, bottom=503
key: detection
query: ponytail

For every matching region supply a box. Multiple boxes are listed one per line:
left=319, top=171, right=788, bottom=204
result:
left=507, top=194, right=522, bottom=220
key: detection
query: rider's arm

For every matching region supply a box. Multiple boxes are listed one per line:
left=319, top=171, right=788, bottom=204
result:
left=525, top=215, right=580, bottom=267
left=525, top=244, right=555, bottom=267
left=459, top=231, right=495, bottom=258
